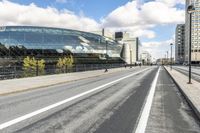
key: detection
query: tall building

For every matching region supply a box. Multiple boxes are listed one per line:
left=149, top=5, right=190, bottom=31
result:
left=175, top=24, right=185, bottom=64
left=119, top=32, right=141, bottom=64
left=185, top=0, right=200, bottom=64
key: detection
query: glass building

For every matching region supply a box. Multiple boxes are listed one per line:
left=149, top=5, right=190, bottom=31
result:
left=0, top=26, right=123, bottom=61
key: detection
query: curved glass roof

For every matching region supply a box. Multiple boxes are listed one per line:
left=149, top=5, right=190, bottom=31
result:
left=0, top=26, right=123, bottom=58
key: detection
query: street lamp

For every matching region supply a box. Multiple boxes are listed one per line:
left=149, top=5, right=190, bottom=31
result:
left=166, top=51, right=168, bottom=65
left=130, top=49, right=132, bottom=68
left=187, top=4, right=195, bottom=84
left=105, top=39, right=108, bottom=72
left=170, top=43, right=173, bottom=70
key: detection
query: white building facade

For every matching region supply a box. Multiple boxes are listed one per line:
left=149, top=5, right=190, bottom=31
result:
left=120, top=33, right=141, bottom=64
left=185, top=0, right=200, bottom=63
left=140, top=51, right=152, bottom=65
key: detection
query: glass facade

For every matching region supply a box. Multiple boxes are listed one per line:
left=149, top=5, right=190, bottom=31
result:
left=0, top=26, right=122, bottom=58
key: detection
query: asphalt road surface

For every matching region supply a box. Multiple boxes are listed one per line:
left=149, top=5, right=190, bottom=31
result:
left=146, top=67, right=200, bottom=133
left=0, top=66, right=199, bottom=133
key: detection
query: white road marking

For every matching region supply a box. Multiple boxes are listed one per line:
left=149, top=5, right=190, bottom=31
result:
left=134, top=67, right=160, bottom=133
left=0, top=67, right=152, bottom=130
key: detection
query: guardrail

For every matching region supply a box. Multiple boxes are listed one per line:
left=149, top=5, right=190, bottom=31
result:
left=0, top=64, right=125, bottom=80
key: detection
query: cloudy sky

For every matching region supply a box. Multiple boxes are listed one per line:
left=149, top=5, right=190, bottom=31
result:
left=0, top=0, right=185, bottom=59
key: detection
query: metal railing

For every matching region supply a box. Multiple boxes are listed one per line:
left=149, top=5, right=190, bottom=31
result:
left=0, top=64, right=124, bottom=80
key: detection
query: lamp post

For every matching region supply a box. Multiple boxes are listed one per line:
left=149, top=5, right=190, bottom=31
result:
left=35, top=54, right=40, bottom=76
left=105, top=40, right=108, bottom=72
left=170, top=43, right=173, bottom=70
left=166, top=51, right=168, bottom=65
left=130, top=49, right=132, bottom=68
left=187, top=4, right=195, bottom=84
left=36, top=59, right=39, bottom=76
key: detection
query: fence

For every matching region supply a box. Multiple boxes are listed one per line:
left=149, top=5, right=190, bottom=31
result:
left=0, top=64, right=124, bottom=80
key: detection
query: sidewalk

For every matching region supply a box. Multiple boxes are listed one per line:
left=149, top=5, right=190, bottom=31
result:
left=0, top=67, right=130, bottom=96
left=164, top=66, right=200, bottom=120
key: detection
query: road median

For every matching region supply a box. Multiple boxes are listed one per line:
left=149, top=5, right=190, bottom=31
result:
left=164, top=66, right=200, bottom=121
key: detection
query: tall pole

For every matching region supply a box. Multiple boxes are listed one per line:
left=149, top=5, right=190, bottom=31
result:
left=170, top=43, right=173, bottom=70
left=167, top=51, right=168, bottom=65
left=188, top=12, right=192, bottom=84
left=105, top=40, right=108, bottom=72
left=187, top=4, right=195, bottom=84
left=130, top=49, right=132, bottom=68
left=36, top=59, right=39, bottom=76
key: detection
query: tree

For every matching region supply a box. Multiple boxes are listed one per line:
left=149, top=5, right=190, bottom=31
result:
left=56, top=55, right=74, bottom=73
left=23, top=56, right=45, bottom=77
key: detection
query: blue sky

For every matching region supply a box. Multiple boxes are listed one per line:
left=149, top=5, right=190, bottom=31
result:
left=10, top=0, right=129, bottom=21
left=0, top=0, right=185, bottom=58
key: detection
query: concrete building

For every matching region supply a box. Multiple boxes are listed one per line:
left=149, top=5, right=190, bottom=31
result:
left=91, top=30, right=141, bottom=64
left=140, top=51, right=152, bottom=65
left=175, top=24, right=185, bottom=64
left=91, top=29, right=114, bottom=40
left=119, top=32, right=141, bottom=64
left=156, top=58, right=175, bottom=65
left=185, top=0, right=200, bottom=64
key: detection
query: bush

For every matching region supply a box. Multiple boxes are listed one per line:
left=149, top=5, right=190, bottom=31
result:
left=23, top=56, right=45, bottom=77
left=56, top=55, right=74, bottom=73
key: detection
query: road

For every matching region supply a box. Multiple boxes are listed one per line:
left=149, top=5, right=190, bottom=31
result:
left=173, top=66, right=200, bottom=82
left=0, top=66, right=199, bottom=133
left=146, top=67, right=200, bottom=133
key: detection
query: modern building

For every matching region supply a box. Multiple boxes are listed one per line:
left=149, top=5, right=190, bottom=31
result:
left=91, top=29, right=114, bottom=40
left=0, top=26, right=124, bottom=65
left=116, top=32, right=141, bottom=64
left=175, top=24, right=185, bottom=64
left=185, top=0, right=200, bottom=64
left=140, top=51, right=152, bottom=65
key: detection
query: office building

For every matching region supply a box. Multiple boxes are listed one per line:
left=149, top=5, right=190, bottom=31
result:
left=118, top=32, right=141, bottom=64
left=185, top=0, right=200, bottom=64
left=175, top=24, right=185, bottom=64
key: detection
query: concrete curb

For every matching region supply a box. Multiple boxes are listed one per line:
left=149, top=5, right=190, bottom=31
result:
left=0, top=67, right=133, bottom=96
left=164, top=66, right=200, bottom=121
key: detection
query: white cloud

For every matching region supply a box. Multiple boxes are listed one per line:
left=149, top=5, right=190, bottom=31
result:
left=102, top=0, right=185, bottom=39
left=0, top=0, right=100, bottom=31
left=143, top=39, right=174, bottom=48
left=0, top=0, right=185, bottom=59
left=0, top=0, right=185, bottom=38
left=156, top=0, right=185, bottom=7
left=142, top=38, right=175, bottom=59
left=141, top=1, right=185, bottom=25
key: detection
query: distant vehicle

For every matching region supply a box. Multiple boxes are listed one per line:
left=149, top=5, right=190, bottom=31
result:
left=183, top=62, right=188, bottom=66
left=135, top=61, right=142, bottom=65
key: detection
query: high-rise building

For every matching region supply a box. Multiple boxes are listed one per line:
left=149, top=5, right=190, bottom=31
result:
left=185, top=0, right=200, bottom=64
left=175, top=24, right=185, bottom=64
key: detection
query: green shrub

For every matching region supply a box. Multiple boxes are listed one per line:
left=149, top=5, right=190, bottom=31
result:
left=23, top=56, right=45, bottom=77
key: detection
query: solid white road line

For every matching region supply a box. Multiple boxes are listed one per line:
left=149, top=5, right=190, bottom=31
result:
left=134, top=67, right=160, bottom=133
left=0, top=67, right=152, bottom=130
